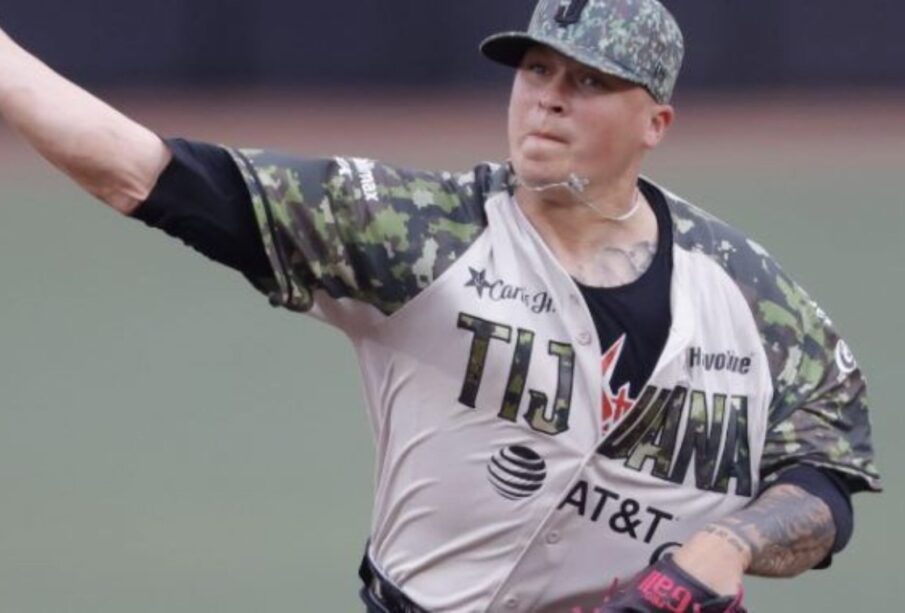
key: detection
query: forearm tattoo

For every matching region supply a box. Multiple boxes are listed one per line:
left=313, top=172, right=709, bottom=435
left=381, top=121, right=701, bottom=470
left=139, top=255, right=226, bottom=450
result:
left=574, top=240, right=656, bottom=287
left=709, top=484, right=837, bottom=577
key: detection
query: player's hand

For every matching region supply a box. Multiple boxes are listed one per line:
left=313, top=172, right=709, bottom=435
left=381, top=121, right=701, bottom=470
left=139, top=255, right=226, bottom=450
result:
left=670, top=525, right=749, bottom=597
left=597, top=555, right=746, bottom=613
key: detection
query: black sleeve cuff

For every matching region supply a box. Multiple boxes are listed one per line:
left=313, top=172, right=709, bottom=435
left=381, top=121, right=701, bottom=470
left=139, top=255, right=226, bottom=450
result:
left=131, top=138, right=271, bottom=283
left=761, top=464, right=854, bottom=569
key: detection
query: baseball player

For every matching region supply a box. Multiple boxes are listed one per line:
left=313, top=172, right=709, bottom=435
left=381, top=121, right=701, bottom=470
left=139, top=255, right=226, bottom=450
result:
left=0, top=0, right=881, bottom=611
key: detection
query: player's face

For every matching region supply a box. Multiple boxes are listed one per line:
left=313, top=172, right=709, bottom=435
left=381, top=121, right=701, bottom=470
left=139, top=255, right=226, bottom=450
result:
left=508, top=45, right=672, bottom=189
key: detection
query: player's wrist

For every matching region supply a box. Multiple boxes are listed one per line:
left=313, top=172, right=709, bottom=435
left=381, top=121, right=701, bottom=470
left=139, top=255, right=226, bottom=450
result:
left=672, top=526, right=750, bottom=596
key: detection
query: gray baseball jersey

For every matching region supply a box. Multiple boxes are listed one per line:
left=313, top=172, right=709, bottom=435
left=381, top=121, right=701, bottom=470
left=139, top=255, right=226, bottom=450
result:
left=227, top=149, right=879, bottom=612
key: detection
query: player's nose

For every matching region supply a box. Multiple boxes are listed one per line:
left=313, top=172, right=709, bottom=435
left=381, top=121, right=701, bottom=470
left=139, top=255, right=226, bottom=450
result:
left=539, top=94, right=566, bottom=115
left=537, top=75, right=569, bottom=115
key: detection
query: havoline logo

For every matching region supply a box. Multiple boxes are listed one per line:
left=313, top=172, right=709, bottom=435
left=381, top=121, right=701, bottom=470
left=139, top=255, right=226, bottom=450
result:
left=465, top=268, right=555, bottom=314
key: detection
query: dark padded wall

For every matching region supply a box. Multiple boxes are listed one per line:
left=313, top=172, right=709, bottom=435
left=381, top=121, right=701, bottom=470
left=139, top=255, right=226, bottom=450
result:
left=1, top=1, right=901, bottom=89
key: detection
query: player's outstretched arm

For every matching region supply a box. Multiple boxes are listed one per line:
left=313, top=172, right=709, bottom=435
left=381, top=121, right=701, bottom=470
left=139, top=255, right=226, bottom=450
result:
left=0, top=27, right=170, bottom=214
left=674, top=483, right=836, bottom=590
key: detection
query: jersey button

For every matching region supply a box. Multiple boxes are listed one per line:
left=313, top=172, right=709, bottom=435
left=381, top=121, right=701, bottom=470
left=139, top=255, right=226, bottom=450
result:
left=503, top=595, right=520, bottom=609
left=545, top=530, right=561, bottom=545
left=577, top=331, right=593, bottom=346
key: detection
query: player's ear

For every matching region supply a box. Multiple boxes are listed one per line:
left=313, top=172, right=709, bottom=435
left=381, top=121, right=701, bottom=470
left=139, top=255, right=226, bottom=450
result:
left=643, top=104, right=674, bottom=149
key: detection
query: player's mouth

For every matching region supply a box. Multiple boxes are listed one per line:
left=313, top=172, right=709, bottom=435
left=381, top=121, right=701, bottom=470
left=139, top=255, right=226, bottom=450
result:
left=526, top=130, right=569, bottom=144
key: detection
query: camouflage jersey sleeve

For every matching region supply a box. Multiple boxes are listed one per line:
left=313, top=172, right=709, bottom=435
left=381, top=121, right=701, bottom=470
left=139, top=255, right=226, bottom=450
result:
left=662, top=183, right=881, bottom=494
left=225, top=148, right=507, bottom=318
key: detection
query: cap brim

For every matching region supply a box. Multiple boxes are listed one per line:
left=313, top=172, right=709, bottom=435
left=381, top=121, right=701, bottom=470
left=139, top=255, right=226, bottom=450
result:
left=479, top=31, right=649, bottom=97
left=479, top=31, right=540, bottom=69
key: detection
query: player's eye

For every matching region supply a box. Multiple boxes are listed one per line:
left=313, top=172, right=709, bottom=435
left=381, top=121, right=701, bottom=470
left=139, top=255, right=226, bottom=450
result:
left=578, top=74, right=608, bottom=91
left=525, top=61, right=550, bottom=76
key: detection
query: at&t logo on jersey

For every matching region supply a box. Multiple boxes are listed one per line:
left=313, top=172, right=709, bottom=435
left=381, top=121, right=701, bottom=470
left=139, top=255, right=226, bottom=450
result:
left=487, top=445, right=548, bottom=500
left=557, top=479, right=676, bottom=545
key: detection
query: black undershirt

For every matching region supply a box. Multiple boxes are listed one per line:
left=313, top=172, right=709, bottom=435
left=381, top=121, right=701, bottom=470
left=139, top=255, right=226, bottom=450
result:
left=131, top=138, right=271, bottom=285
left=575, top=180, right=673, bottom=399
left=132, top=138, right=853, bottom=563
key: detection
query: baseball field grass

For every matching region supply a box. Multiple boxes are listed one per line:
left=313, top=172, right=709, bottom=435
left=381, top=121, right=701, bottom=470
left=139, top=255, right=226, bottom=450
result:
left=0, top=90, right=901, bottom=612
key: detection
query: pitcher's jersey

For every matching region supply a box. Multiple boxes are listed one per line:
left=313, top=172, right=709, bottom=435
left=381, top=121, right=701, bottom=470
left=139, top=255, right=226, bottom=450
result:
left=228, top=149, right=880, bottom=612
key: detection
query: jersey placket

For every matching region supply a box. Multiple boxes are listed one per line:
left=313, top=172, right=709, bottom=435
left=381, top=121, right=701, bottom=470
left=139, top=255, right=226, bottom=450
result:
left=484, top=207, right=697, bottom=612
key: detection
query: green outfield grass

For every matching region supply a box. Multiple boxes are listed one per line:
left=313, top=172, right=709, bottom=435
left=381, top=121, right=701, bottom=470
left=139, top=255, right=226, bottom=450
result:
left=0, top=93, right=902, bottom=612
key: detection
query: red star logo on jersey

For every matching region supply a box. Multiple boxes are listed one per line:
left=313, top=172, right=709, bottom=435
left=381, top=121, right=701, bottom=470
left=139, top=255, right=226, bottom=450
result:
left=600, top=334, right=636, bottom=433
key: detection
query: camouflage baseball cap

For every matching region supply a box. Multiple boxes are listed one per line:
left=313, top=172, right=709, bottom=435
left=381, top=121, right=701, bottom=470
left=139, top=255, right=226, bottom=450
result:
left=480, top=0, right=684, bottom=104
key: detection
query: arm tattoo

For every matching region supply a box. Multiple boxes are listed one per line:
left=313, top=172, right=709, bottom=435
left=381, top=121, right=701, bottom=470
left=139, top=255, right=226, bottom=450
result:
left=574, top=240, right=656, bottom=287
left=712, top=484, right=837, bottom=577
